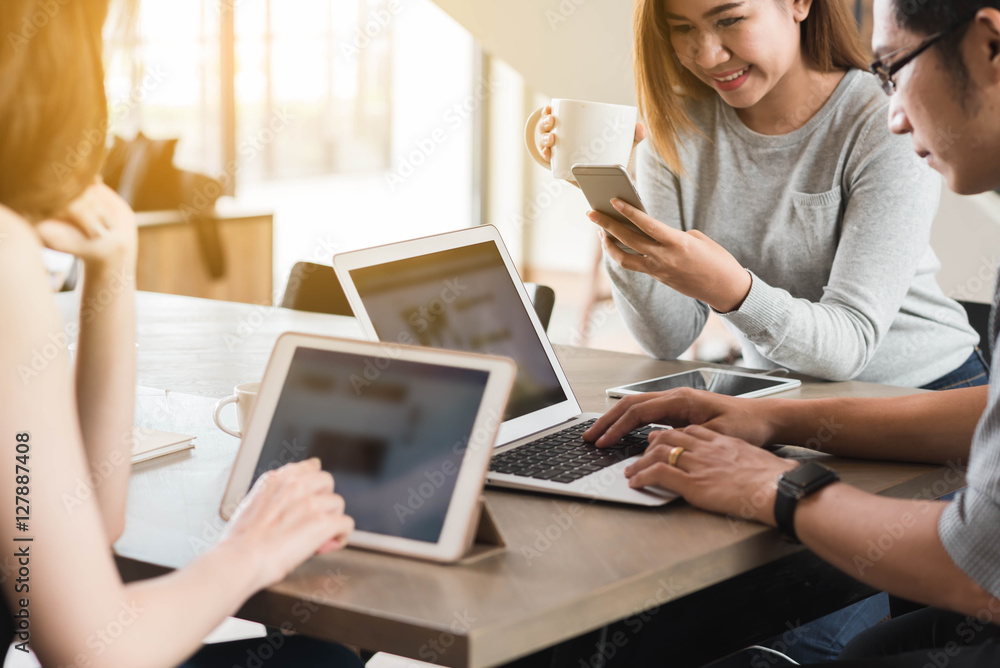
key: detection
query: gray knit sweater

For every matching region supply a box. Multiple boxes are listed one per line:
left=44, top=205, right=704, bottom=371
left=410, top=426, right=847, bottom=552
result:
left=608, top=69, right=978, bottom=386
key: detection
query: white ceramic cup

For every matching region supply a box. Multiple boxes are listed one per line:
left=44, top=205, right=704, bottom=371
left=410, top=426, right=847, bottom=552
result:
left=524, top=99, right=638, bottom=181
left=213, top=381, right=261, bottom=439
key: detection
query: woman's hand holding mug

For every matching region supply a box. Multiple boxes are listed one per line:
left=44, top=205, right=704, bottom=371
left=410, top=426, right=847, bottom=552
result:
left=524, top=99, right=644, bottom=181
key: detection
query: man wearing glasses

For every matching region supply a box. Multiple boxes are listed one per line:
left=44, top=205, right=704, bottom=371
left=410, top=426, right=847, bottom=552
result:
left=585, top=0, right=1000, bottom=664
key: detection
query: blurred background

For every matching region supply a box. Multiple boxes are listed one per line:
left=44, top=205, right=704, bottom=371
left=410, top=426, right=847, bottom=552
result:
left=64, top=0, right=1000, bottom=364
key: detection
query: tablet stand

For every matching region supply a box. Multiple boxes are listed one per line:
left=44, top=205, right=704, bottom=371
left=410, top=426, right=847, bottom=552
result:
left=456, top=497, right=507, bottom=565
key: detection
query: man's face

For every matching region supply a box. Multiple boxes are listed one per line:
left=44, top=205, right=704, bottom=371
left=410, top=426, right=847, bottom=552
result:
left=872, top=0, right=1000, bottom=195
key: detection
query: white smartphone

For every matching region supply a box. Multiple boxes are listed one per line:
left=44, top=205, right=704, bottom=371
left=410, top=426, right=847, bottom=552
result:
left=571, top=163, right=656, bottom=255
left=606, top=368, right=801, bottom=399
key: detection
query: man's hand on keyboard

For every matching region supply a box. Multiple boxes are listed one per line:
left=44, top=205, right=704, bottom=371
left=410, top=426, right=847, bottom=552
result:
left=582, top=388, right=780, bottom=450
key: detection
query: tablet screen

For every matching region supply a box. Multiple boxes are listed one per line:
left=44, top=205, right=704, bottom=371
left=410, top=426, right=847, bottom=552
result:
left=250, top=347, right=490, bottom=544
left=620, top=370, right=786, bottom=396
left=347, top=242, right=567, bottom=421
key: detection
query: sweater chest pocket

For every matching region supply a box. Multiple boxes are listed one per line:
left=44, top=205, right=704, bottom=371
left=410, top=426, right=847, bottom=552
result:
left=786, top=188, right=843, bottom=264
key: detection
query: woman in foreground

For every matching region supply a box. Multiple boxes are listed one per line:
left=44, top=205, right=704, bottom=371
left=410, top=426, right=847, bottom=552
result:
left=0, top=1, right=357, bottom=665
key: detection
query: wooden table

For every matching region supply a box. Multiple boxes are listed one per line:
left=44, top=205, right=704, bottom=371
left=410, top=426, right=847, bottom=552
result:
left=57, top=292, right=961, bottom=668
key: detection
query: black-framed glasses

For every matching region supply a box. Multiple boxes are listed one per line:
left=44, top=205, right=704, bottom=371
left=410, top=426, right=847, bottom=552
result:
left=869, top=14, right=976, bottom=96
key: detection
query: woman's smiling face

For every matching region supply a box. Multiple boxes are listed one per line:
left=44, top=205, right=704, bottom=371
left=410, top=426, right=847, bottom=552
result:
left=664, top=0, right=811, bottom=109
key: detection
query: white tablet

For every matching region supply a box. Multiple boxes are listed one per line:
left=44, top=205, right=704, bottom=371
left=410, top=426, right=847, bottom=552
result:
left=606, top=368, right=801, bottom=399
left=221, top=333, right=516, bottom=563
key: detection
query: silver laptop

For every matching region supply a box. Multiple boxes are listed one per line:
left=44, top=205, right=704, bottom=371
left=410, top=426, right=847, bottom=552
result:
left=332, top=225, right=676, bottom=507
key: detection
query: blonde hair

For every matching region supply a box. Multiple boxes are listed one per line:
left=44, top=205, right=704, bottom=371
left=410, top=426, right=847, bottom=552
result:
left=0, top=0, right=110, bottom=220
left=633, top=0, right=869, bottom=174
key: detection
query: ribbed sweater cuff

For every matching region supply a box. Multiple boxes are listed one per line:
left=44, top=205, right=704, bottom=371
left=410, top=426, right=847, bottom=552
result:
left=720, top=271, right=790, bottom=338
left=939, top=487, right=1000, bottom=601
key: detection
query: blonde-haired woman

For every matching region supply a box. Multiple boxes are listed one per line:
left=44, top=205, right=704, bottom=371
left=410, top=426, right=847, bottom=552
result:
left=530, top=0, right=985, bottom=662
left=0, top=1, right=359, bottom=666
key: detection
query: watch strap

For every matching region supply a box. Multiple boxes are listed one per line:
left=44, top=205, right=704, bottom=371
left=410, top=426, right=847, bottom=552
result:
left=774, top=462, right=840, bottom=543
left=774, top=483, right=801, bottom=542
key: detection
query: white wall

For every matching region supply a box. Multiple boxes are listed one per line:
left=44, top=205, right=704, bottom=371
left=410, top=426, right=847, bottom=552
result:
left=931, top=189, right=1000, bottom=304
left=430, top=0, right=636, bottom=105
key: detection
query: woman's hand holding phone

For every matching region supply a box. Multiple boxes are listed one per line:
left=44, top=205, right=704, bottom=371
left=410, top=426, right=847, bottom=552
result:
left=590, top=199, right=753, bottom=314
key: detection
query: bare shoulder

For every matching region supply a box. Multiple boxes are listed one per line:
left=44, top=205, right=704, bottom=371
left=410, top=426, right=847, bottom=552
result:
left=0, top=206, right=59, bottom=323
left=0, top=205, right=45, bottom=259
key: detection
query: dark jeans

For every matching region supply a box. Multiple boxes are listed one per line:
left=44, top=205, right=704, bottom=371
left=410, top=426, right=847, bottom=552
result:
left=800, top=607, right=1000, bottom=667
left=766, top=348, right=993, bottom=662
left=178, top=631, right=363, bottom=668
left=920, top=349, right=990, bottom=391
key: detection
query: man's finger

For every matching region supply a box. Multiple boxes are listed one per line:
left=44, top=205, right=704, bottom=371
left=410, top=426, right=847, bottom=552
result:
left=583, top=394, right=642, bottom=443
left=627, top=461, right=688, bottom=492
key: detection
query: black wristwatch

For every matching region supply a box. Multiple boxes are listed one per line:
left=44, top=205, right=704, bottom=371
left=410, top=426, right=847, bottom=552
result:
left=774, top=461, right=840, bottom=542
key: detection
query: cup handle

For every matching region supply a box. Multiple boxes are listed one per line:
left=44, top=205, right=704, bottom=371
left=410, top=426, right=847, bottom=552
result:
left=523, top=106, right=551, bottom=171
left=213, top=395, right=242, bottom=438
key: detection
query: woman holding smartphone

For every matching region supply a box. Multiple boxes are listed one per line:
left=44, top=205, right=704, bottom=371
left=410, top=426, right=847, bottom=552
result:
left=0, top=2, right=359, bottom=666
left=528, top=0, right=984, bottom=662
left=531, top=0, right=985, bottom=392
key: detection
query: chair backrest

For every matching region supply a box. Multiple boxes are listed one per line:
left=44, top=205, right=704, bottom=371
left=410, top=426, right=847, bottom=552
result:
left=958, top=300, right=993, bottom=367
left=280, top=262, right=557, bottom=333
left=524, top=283, right=556, bottom=332
left=280, top=262, right=354, bottom=317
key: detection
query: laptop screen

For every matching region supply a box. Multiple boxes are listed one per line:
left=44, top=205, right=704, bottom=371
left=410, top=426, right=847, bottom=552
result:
left=251, top=346, right=490, bottom=544
left=348, top=241, right=568, bottom=421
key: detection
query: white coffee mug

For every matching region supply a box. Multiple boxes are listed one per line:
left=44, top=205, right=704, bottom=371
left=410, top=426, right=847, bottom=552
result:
left=213, top=381, right=261, bottom=439
left=525, top=99, right=638, bottom=181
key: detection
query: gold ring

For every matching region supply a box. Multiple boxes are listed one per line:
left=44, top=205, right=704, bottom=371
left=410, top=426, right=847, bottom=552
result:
left=668, top=446, right=685, bottom=467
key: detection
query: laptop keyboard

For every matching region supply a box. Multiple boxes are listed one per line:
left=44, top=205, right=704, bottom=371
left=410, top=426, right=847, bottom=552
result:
left=488, top=419, right=659, bottom=484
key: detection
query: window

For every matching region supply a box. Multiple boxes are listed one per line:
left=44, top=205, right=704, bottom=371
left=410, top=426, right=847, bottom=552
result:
left=104, top=0, right=393, bottom=182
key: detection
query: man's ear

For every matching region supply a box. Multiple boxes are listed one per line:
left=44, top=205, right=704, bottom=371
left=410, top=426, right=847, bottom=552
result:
left=978, top=8, right=1000, bottom=82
